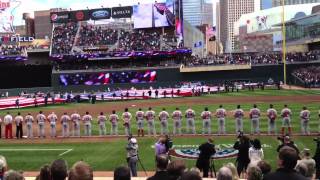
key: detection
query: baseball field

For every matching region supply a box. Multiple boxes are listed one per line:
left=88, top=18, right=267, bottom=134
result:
left=0, top=89, right=319, bottom=173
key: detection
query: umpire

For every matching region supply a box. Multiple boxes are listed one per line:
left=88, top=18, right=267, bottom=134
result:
left=196, top=138, right=216, bottom=177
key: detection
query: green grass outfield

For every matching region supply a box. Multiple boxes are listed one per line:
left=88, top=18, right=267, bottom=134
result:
left=0, top=89, right=319, bottom=171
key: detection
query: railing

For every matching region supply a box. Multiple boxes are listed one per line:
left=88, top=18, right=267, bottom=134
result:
left=180, top=64, right=252, bottom=72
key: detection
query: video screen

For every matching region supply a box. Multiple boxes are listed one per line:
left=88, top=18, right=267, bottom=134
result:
left=59, top=70, right=157, bottom=86
left=133, top=0, right=174, bottom=29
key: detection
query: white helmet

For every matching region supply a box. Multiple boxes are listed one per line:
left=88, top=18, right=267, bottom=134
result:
left=130, top=138, right=137, bottom=144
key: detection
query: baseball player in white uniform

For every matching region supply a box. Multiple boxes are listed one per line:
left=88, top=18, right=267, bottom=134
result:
left=97, top=112, right=107, bottom=136
left=249, top=104, right=261, bottom=135
left=82, top=112, right=93, bottom=136
left=234, top=105, right=244, bottom=133
left=61, top=112, right=71, bottom=137
left=14, top=112, right=24, bottom=139
left=4, top=112, right=13, bottom=139
left=185, top=107, right=196, bottom=134
left=201, top=107, right=212, bottom=135
left=48, top=112, right=58, bottom=138
left=71, top=112, right=81, bottom=137
left=25, top=113, right=34, bottom=138
left=281, top=104, right=292, bottom=135
left=267, top=104, right=277, bottom=135
left=300, top=106, right=310, bottom=135
left=216, top=105, right=227, bottom=135
left=109, top=110, right=119, bottom=135
left=172, top=108, right=183, bottom=135
left=159, top=108, right=169, bottom=135
left=122, top=108, right=132, bottom=136
left=135, top=108, right=145, bottom=137
left=145, top=107, right=156, bottom=136
left=36, top=111, right=46, bottom=138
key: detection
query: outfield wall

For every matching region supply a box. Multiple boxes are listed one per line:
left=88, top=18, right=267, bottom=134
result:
left=1, top=60, right=319, bottom=95
left=51, top=63, right=320, bottom=92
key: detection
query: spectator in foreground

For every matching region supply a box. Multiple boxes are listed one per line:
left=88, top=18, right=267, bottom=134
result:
left=257, top=160, right=272, bottom=177
left=68, top=161, right=93, bottom=180
left=114, top=166, right=131, bottom=180
left=180, top=171, right=202, bottom=180
left=295, top=162, right=308, bottom=177
left=0, top=156, right=7, bottom=179
left=247, top=166, right=262, bottom=180
left=224, top=162, right=239, bottom=180
left=3, top=170, right=24, bottom=180
left=37, top=165, right=50, bottom=180
left=147, top=154, right=169, bottom=180
left=216, top=166, right=233, bottom=180
left=263, top=146, right=307, bottom=180
left=296, top=148, right=316, bottom=179
left=50, top=159, right=68, bottom=180
left=167, top=160, right=186, bottom=180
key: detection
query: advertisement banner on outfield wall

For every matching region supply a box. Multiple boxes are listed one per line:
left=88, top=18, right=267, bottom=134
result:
left=70, top=10, right=90, bottom=22
left=50, top=11, right=70, bottom=23
left=111, top=6, right=133, bottom=18
left=90, top=8, right=111, bottom=20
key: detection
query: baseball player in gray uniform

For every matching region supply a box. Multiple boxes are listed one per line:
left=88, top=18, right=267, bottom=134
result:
left=201, top=107, right=212, bottom=135
left=25, top=113, right=34, bottom=138
left=185, top=107, right=196, bottom=134
left=97, top=112, right=107, bottom=136
left=300, top=106, right=311, bottom=135
left=172, top=108, right=183, bottom=135
left=122, top=108, right=132, bottom=136
left=61, top=112, right=71, bottom=137
left=48, top=112, right=58, bottom=138
left=159, top=108, right=169, bottom=135
left=249, top=104, right=261, bottom=135
left=216, top=105, right=227, bottom=135
left=82, top=112, right=93, bottom=136
left=233, top=105, right=244, bottom=133
left=109, top=110, right=119, bottom=135
left=36, top=111, right=46, bottom=138
left=145, top=107, right=156, bottom=136
left=135, top=108, right=145, bottom=137
left=267, top=104, right=277, bottom=135
left=71, top=112, right=81, bottom=137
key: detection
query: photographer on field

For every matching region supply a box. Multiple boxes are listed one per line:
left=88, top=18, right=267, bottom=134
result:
left=276, top=135, right=300, bottom=155
left=196, top=138, right=216, bottom=178
left=126, top=137, right=139, bottom=177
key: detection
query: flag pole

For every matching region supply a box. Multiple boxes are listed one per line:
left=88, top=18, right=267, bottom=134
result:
left=282, top=0, right=287, bottom=85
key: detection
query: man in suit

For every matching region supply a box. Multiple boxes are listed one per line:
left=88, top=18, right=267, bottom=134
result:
left=196, top=138, right=216, bottom=177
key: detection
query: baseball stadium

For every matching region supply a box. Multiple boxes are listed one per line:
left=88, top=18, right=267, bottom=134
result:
left=0, top=0, right=319, bottom=180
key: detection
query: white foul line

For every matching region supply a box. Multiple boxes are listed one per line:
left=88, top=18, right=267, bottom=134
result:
left=0, top=149, right=73, bottom=156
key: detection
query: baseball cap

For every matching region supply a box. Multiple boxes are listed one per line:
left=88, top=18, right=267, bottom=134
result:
left=130, top=138, right=137, bottom=144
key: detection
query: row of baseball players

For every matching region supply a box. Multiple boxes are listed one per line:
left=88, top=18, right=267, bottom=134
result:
left=0, top=104, right=316, bottom=138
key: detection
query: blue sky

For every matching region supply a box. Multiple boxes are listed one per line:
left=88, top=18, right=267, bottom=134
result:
left=261, top=0, right=272, bottom=9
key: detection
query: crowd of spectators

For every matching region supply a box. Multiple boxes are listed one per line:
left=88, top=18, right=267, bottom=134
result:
left=184, top=51, right=320, bottom=67
left=118, top=30, right=161, bottom=52
left=51, top=22, right=78, bottom=55
left=77, top=25, right=118, bottom=47
left=293, top=66, right=320, bottom=87
left=0, top=45, right=26, bottom=56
